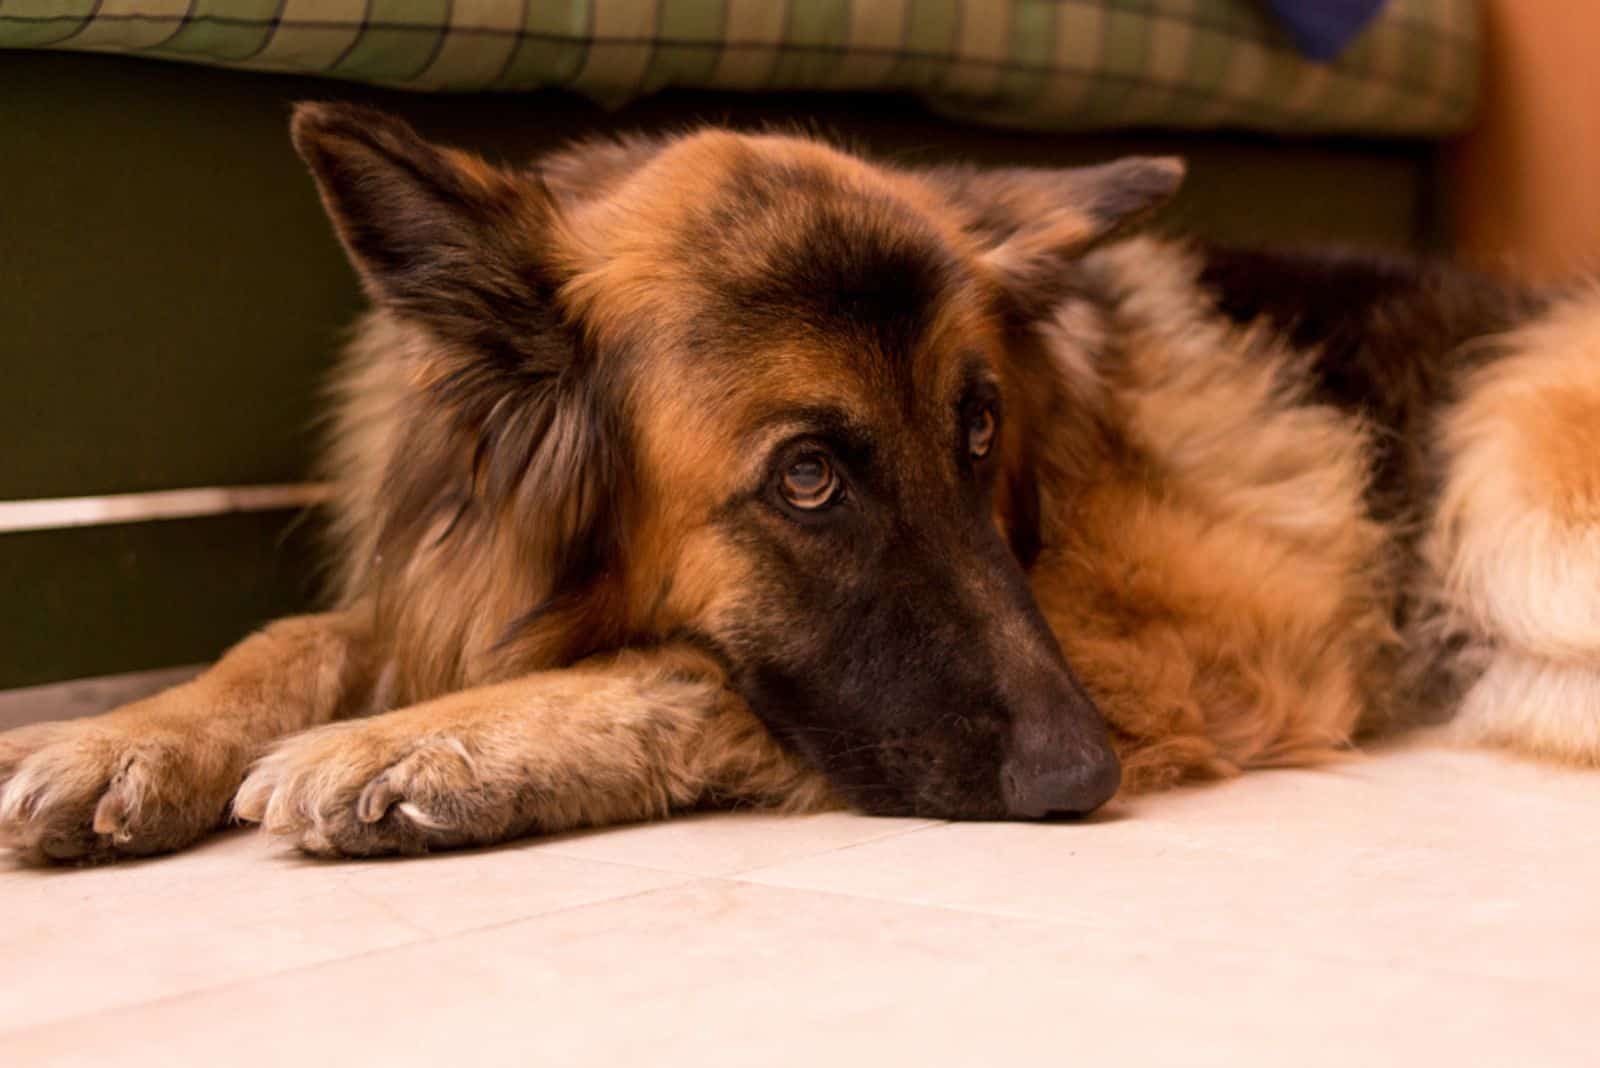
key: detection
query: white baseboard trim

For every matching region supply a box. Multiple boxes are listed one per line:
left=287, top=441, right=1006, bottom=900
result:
left=0, top=483, right=331, bottom=534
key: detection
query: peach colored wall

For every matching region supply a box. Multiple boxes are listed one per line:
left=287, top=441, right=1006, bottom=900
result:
left=1450, top=0, right=1600, bottom=281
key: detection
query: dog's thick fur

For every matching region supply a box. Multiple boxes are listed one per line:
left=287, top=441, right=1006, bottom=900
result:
left=3, top=105, right=1597, bottom=863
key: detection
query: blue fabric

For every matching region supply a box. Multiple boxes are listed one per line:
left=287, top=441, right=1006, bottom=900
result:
left=1263, top=0, right=1388, bottom=61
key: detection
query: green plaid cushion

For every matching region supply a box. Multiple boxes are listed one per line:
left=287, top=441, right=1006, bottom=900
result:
left=0, top=0, right=1479, bottom=135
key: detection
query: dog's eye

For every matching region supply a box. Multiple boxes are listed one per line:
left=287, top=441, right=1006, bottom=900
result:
left=780, top=454, right=839, bottom=509
left=967, top=405, right=997, bottom=460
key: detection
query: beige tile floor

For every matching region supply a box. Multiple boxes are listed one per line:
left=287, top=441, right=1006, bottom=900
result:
left=2, top=696, right=1596, bottom=1065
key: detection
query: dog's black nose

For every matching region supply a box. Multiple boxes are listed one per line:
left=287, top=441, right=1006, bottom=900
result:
left=1001, top=746, right=1121, bottom=819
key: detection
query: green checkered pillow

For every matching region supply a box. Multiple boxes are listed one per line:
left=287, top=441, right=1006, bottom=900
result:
left=0, top=0, right=1479, bottom=135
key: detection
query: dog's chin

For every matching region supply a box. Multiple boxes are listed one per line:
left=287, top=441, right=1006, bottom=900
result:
left=759, top=722, right=1015, bottom=821
left=755, top=726, right=1001, bottom=821
left=850, top=794, right=1010, bottom=821
left=827, top=767, right=1011, bottom=822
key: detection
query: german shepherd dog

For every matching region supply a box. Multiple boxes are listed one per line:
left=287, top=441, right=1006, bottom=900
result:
left=2, top=103, right=1595, bottom=863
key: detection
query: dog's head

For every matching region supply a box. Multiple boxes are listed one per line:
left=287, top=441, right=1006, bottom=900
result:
left=293, top=104, right=1182, bottom=819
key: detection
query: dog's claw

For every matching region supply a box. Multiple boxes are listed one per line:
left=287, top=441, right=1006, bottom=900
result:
left=91, top=788, right=130, bottom=840
left=229, top=774, right=270, bottom=824
left=356, top=777, right=397, bottom=824
left=394, top=801, right=451, bottom=830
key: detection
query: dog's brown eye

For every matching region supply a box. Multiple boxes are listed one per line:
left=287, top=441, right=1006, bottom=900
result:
left=780, top=454, right=838, bottom=509
left=968, top=406, right=997, bottom=459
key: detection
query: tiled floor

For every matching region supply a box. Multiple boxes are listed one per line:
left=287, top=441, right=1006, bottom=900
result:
left=2, top=729, right=1595, bottom=1066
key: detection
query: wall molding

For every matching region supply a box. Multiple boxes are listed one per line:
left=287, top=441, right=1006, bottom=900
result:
left=0, top=483, right=332, bottom=534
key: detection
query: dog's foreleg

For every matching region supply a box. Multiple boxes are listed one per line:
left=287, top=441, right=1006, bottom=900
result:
left=0, top=610, right=377, bottom=863
left=231, top=644, right=834, bottom=857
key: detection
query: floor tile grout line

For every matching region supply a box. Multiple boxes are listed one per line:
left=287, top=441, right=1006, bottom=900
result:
left=324, top=842, right=710, bottom=885
left=330, top=877, right=448, bottom=941
left=714, top=875, right=1589, bottom=992
left=532, top=817, right=951, bottom=879
left=0, top=874, right=713, bottom=1042
left=313, top=846, right=713, bottom=938
left=0, top=840, right=707, bottom=1036
left=717, top=819, right=950, bottom=878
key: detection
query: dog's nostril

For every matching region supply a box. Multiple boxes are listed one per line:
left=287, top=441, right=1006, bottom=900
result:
left=1002, top=749, right=1121, bottom=820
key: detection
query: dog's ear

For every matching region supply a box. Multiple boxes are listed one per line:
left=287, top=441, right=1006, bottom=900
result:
left=291, top=101, right=566, bottom=360
left=927, top=157, right=1185, bottom=320
left=295, top=103, right=621, bottom=615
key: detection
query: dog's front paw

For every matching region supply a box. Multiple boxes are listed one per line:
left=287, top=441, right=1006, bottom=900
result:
left=233, top=721, right=510, bottom=857
left=0, top=717, right=236, bottom=864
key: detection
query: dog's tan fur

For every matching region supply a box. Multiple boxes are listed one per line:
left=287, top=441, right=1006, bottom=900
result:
left=0, top=612, right=375, bottom=860
left=1033, top=239, right=1394, bottom=790
left=3, top=112, right=1597, bottom=863
left=232, top=644, right=833, bottom=857
left=1427, top=294, right=1600, bottom=764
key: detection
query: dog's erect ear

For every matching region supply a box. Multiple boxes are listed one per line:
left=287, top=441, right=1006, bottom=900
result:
left=927, top=157, right=1185, bottom=319
left=291, top=101, right=564, bottom=357
left=295, top=103, right=623, bottom=623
